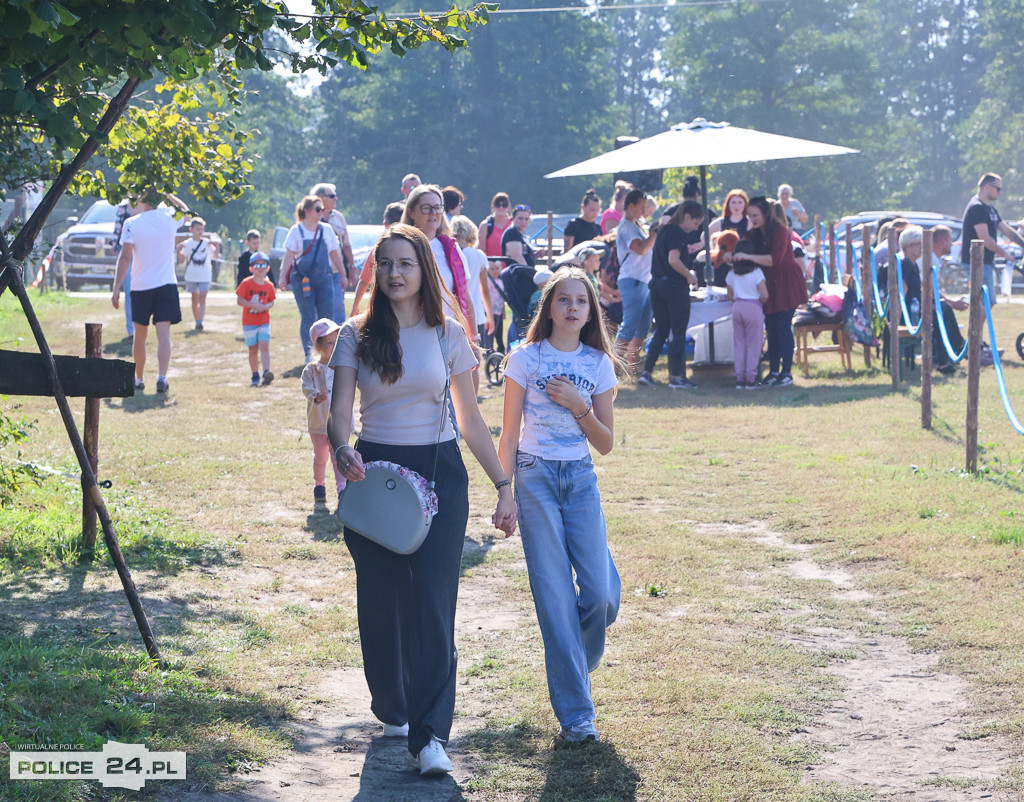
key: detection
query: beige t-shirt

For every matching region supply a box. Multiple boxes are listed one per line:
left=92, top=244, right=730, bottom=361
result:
left=331, top=315, right=477, bottom=445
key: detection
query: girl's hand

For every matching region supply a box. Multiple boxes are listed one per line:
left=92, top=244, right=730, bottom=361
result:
left=492, top=493, right=518, bottom=536
left=314, top=390, right=327, bottom=404
left=336, top=444, right=365, bottom=481
left=688, top=242, right=703, bottom=254
left=545, top=375, right=585, bottom=413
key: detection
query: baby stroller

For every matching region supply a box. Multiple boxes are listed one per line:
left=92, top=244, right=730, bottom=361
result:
left=483, top=262, right=536, bottom=386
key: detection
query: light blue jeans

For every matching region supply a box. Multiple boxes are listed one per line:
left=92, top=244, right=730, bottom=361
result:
left=616, top=276, right=652, bottom=342
left=332, top=271, right=347, bottom=324
left=514, top=451, right=620, bottom=727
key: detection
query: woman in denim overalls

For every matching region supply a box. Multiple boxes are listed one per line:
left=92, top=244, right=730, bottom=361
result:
left=280, top=195, right=344, bottom=357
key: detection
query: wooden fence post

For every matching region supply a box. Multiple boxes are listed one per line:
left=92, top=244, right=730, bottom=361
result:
left=828, top=221, right=838, bottom=284
left=966, top=241, right=984, bottom=473
left=844, top=223, right=854, bottom=278
left=921, top=231, right=933, bottom=430
left=888, top=227, right=900, bottom=388
left=83, top=323, right=101, bottom=553
left=861, top=225, right=872, bottom=368
left=813, top=214, right=821, bottom=259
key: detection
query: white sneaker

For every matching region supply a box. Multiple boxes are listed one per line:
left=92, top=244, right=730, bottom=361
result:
left=382, top=722, right=408, bottom=737
left=417, top=736, right=453, bottom=775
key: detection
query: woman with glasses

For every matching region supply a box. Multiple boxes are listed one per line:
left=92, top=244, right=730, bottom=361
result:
left=402, top=184, right=478, bottom=336
left=280, top=195, right=345, bottom=357
left=329, top=223, right=516, bottom=775
left=478, top=192, right=513, bottom=259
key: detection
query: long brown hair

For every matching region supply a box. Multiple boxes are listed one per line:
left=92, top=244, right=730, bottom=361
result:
left=356, top=224, right=453, bottom=385
left=721, top=188, right=748, bottom=219
left=519, top=267, right=622, bottom=369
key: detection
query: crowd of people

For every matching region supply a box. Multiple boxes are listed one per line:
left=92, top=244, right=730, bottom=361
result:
left=104, top=167, right=1022, bottom=779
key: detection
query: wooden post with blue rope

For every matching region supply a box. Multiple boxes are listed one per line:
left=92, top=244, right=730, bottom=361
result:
left=861, top=225, right=872, bottom=369
left=966, top=241, right=984, bottom=473
left=921, top=229, right=934, bottom=430
left=888, top=227, right=900, bottom=388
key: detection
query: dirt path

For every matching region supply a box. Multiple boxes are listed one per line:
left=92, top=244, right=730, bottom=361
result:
left=171, top=520, right=1017, bottom=801
left=176, top=536, right=525, bottom=802
left=747, top=526, right=1014, bottom=800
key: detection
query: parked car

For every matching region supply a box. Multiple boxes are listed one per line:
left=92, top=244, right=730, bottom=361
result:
left=524, top=213, right=574, bottom=257
left=346, top=224, right=385, bottom=274
left=267, top=225, right=289, bottom=286
left=50, top=200, right=224, bottom=289
left=49, top=200, right=121, bottom=290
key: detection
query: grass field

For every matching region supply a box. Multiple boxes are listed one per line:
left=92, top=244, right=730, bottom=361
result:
left=2, top=287, right=1024, bottom=800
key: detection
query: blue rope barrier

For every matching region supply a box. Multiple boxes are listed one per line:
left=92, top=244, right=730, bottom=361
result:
left=895, top=258, right=923, bottom=336
left=931, top=271, right=968, bottom=363
left=982, top=285, right=1024, bottom=435
left=869, top=248, right=888, bottom=318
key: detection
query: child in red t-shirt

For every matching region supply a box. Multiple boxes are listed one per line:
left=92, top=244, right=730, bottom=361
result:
left=235, top=251, right=277, bottom=386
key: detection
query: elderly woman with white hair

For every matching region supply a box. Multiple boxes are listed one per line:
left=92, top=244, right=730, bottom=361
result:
left=777, top=184, right=808, bottom=230
left=877, top=224, right=924, bottom=327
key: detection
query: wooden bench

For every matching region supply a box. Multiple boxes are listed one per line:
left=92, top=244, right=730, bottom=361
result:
left=793, top=322, right=852, bottom=374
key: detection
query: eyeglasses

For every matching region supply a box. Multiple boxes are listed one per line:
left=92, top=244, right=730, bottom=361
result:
left=313, top=205, right=323, bottom=213
left=993, top=185, right=1003, bottom=192
left=377, top=258, right=419, bottom=275
left=494, top=200, right=509, bottom=208
left=417, top=203, right=443, bottom=215
left=514, top=204, right=531, bottom=212
left=324, top=193, right=337, bottom=198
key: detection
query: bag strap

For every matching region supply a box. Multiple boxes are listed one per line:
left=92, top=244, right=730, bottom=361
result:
left=427, top=323, right=452, bottom=488
left=189, top=239, right=205, bottom=263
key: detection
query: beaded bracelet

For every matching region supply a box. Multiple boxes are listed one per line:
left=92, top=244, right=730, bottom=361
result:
left=573, top=403, right=592, bottom=420
left=494, top=479, right=511, bottom=491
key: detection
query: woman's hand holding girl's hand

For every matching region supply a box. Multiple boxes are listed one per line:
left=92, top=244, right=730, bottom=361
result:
left=314, top=390, right=327, bottom=404
left=545, top=376, right=584, bottom=413
left=336, top=444, right=365, bottom=481
left=492, top=490, right=518, bottom=537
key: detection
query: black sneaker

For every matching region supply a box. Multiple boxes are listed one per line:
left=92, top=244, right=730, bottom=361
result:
left=637, top=371, right=653, bottom=386
left=313, top=486, right=327, bottom=504
left=156, top=378, right=169, bottom=393
left=758, top=373, right=778, bottom=387
left=261, top=370, right=274, bottom=386
left=775, top=374, right=794, bottom=387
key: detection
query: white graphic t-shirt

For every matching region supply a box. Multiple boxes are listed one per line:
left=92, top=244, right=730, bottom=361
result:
left=504, top=339, right=617, bottom=460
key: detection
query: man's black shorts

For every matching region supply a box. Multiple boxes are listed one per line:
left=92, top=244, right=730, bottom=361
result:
left=130, top=283, right=182, bottom=326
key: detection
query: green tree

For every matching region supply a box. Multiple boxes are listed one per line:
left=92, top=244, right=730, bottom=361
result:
left=959, top=0, right=1024, bottom=217
left=0, top=0, right=491, bottom=293
left=312, top=0, right=622, bottom=223
left=660, top=0, right=913, bottom=219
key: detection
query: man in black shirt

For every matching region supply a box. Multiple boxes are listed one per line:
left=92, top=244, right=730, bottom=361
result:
left=960, top=172, right=1024, bottom=304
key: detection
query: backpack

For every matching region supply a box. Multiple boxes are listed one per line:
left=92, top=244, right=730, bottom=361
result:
left=842, top=284, right=879, bottom=346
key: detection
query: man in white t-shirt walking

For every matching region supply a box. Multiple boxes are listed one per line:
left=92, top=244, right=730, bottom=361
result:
left=111, top=192, right=190, bottom=394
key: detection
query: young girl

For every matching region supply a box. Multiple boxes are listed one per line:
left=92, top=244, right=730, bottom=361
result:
left=498, top=266, right=621, bottom=743
left=301, top=318, right=345, bottom=505
left=725, top=250, right=768, bottom=389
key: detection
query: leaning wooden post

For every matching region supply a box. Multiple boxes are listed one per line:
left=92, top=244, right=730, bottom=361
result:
left=888, top=227, right=900, bottom=388
left=844, top=223, right=854, bottom=278
left=3, top=264, right=163, bottom=666
left=83, top=323, right=101, bottom=553
left=966, top=241, right=984, bottom=473
left=921, top=230, right=933, bottom=430
left=546, top=211, right=554, bottom=267
left=861, top=225, right=872, bottom=368
left=813, top=214, right=821, bottom=255
left=827, top=221, right=837, bottom=284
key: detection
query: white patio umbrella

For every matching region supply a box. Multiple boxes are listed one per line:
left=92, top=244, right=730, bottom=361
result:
left=546, top=116, right=859, bottom=254
left=545, top=117, right=859, bottom=180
